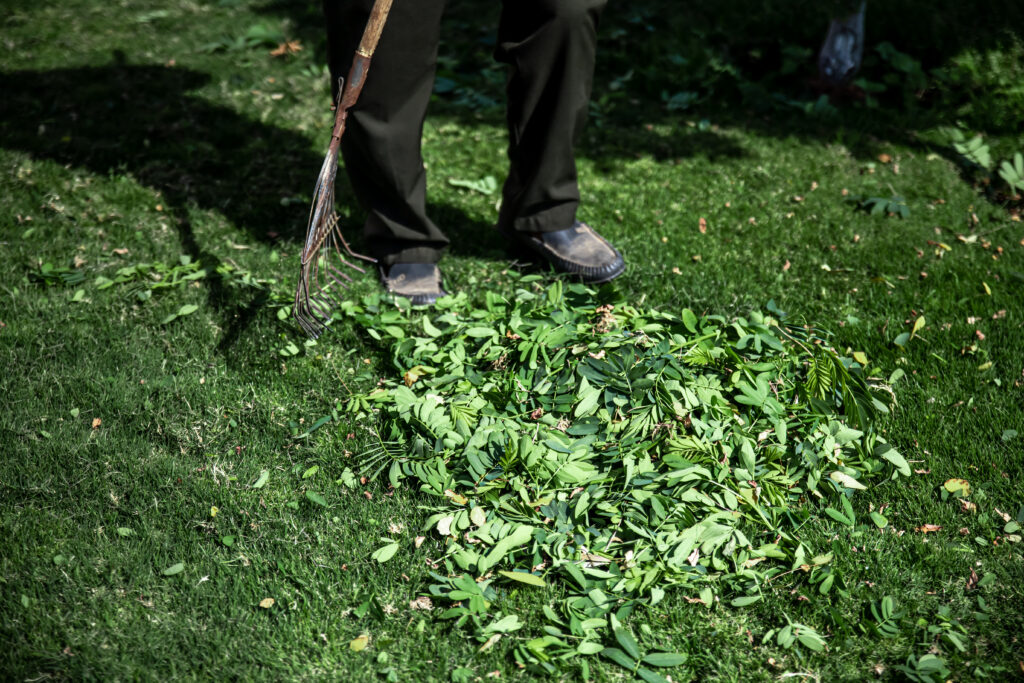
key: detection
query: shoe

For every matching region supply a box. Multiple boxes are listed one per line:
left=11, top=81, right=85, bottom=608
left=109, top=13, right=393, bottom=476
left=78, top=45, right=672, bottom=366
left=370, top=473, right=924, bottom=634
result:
left=379, top=263, right=447, bottom=306
left=499, top=221, right=625, bottom=284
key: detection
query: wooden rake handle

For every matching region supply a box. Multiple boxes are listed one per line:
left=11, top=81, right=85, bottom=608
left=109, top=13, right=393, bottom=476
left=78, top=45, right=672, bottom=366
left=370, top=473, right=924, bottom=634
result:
left=357, top=0, right=393, bottom=57
left=331, top=0, right=394, bottom=139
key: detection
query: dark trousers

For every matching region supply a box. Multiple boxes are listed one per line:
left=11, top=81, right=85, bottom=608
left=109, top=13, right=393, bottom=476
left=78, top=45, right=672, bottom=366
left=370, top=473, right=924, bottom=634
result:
left=324, top=0, right=606, bottom=265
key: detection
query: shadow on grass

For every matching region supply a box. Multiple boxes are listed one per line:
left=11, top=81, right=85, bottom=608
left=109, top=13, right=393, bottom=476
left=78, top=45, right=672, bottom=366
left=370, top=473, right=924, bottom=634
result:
left=0, top=57, right=499, bottom=350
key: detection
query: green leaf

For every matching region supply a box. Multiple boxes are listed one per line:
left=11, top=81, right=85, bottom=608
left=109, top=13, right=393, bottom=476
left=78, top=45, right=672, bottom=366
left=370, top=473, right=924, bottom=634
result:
left=486, top=614, right=522, bottom=633
left=642, top=652, right=688, bottom=667
left=600, top=647, right=638, bottom=671
left=422, top=316, right=443, bottom=337
left=637, top=668, right=672, bottom=683
left=681, top=308, right=698, bottom=333
left=730, top=595, right=761, bottom=607
left=302, top=465, right=319, bottom=479
left=497, top=570, right=546, bottom=587
left=877, top=445, right=911, bottom=477
left=177, top=303, right=199, bottom=317
left=613, top=623, right=641, bottom=660
left=797, top=631, right=825, bottom=651
left=252, top=470, right=270, bottom=489
left=162, top=562, right=184, bottom=576
left=576, top=641, right=604, bottom=655
left=371, top=542, right=400, bottom=563
left=824, top=508, right=853, bottom=526
left=221, top=535, right=235, bottom=547
left=305, top=490, right=328, bottom=507
left=829, top=471, right=867, bottom=490
left=869, top=512, right=888, bottom=528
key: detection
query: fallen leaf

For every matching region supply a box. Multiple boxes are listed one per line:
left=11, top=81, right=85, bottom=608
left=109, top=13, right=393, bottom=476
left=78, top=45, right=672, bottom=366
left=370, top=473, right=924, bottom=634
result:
left=943, top=478, right=971, bottom=497
left=270, top=40, right=302, bottom=57
left=878, top=153, right=892, bottom=163
left=966, top=569, right=979, bottom=590
left=959, top=499, right=977, bottom=512
left=91, top=417, right=102, bottom=429
left=686, top=548, right=700, bottom=567
left=409, top=596, right=433, bottom=611
left=478, top=633, right=502, bottom=653
left=911, top=315, right=925, bottom=339
left=350, top=634, right=369, bottom=651
left=259, top=597, right=275, bottom=609
left=444, top=489, right=468, bottom=505
left=437, top=516, right=454, bottom=536
left=683, top=596, right=707, bottom=605
left=783, top=259, right=791, bottom=271
left=414, top=535, right=426, bottom=548
left=916, top=524, right=943, bottom=533
left=698, top=217, right=707, bottom=234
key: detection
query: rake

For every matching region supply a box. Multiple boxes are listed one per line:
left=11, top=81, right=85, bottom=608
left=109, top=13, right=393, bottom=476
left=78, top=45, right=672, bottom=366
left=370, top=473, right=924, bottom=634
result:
left=294, top=0, right=394, bottom=338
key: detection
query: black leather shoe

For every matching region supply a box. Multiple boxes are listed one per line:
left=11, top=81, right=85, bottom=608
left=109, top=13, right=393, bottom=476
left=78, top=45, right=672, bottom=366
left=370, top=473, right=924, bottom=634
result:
left=500, top=221, right=625, bottom=284
left=379, top=263, right=447, bottom=306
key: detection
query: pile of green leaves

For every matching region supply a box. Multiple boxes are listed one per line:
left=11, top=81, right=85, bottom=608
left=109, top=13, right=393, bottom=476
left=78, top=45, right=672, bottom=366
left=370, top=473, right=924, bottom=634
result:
left=337, top=277, right=908, bottom=679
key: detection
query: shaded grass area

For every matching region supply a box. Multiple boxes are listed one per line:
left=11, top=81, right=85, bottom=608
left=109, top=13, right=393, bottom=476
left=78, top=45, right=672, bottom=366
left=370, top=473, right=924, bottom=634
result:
left=2, top=0, right=1023, bottom=680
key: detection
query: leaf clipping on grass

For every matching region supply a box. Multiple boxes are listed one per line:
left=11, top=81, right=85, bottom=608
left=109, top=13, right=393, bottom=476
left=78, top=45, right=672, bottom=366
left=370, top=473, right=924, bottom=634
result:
left=338, top=283, right=905, bottom=672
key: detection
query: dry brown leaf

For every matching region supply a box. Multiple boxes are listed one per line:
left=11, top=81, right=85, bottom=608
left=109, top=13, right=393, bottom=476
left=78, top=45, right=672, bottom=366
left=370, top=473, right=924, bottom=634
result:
left=783, top=259, right=791, bottom=271
left=478, top=633, right=502, bottom=653
left=683, top=596, right=706, bottom=605
left=916, top=524, right=942, bottom=533
left=698, top=217, right=707, bottom=234
left=878, top=153, right=892, bottom=163
left=270, top=40, right=303, bottom=57
left=409, top=596, right=433, bottom=611
left=966, top=569, right=979, bottom=590
left=91, top=417, right=102, bottom=429
left=259, top=597, right=275, bottom=609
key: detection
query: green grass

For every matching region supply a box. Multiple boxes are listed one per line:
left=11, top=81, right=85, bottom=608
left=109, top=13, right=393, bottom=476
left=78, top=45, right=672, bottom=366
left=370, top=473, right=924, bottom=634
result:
left=2, top=1, right=1023, bottom=681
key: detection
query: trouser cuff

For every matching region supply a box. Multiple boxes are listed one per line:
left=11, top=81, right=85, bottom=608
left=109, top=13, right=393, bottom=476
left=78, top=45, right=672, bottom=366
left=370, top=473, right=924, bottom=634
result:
left=374, top=243, right=447, bottom=266
left=502, top=202, right=578, bottom=235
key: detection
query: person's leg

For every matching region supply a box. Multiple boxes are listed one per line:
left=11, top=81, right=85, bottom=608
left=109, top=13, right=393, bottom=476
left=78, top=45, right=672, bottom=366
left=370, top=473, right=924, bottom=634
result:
left=323, top=0, right=448, bottom=266
left=494, top=0, right=623, bottom=284
left=495, top=0, right=606, bottom=235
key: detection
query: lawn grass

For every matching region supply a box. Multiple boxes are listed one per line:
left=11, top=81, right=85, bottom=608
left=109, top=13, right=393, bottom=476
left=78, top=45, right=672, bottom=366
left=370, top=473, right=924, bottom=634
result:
left=2, top=1, right=1023, bottom=681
